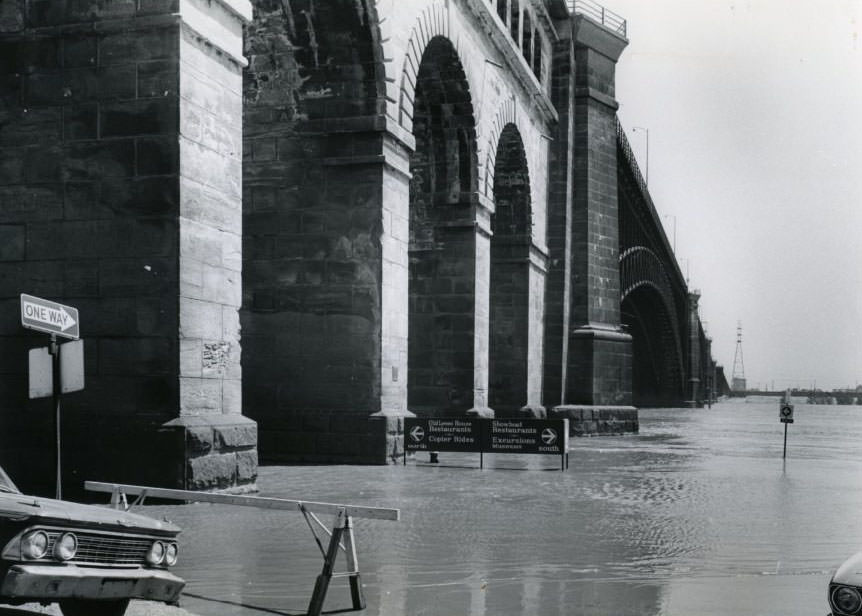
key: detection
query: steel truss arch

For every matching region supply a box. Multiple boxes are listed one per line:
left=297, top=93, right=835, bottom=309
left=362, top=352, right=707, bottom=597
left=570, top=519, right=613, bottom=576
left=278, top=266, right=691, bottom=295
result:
left=620, top=246, right=686, bottom=400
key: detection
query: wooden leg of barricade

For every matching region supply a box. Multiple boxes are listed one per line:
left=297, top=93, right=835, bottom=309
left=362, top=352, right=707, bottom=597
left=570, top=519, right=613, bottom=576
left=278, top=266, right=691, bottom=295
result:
left=307, top=509, right=347, bottom=616
left=343, top=516, right=365, bottom=610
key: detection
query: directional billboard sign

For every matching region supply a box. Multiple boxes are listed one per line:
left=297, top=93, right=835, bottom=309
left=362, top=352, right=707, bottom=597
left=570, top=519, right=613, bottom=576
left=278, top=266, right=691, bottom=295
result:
left=484, top=418, right=569, bottom=455
left=404, top=417, right=483, bottom=453
left=20, top=294, right=79, bottom=340
left=404, top=417, right=569, bottom=460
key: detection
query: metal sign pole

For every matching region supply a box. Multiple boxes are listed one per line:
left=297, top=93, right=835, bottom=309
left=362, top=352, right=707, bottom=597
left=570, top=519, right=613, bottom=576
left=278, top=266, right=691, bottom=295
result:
left=783, top=422, right=788, bottom=460
left=49, top=334, right=61, bottom=500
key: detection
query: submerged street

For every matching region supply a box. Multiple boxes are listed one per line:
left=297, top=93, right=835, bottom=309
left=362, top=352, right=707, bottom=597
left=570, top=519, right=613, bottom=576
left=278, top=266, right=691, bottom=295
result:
left=144, top=398, right=860, bottom=616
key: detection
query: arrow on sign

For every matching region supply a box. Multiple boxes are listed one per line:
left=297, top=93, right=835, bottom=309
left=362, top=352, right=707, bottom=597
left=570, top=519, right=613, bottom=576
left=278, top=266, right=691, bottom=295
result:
left=541, top=428, right=558, bottom=446
left=20, top=294, right=80, bottom=340
left=409, top=426, right=425, bottom=442
left=23, top=300, right=77, bottom=332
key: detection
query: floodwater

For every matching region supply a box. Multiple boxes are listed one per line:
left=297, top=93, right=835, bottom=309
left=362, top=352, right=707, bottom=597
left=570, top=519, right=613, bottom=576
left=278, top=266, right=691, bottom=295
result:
left=145, top=398, right=862, bottom=616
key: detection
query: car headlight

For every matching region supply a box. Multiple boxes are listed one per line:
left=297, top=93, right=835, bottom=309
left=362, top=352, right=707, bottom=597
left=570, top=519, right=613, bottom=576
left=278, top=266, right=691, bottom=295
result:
left=21, top=531, right=48, bottom=560
left=53, top=532, right=77, bottom=561
left=164, top=542, right=178, bottom=566
left=145, top=540, right=166, bottom=566
left=833, top=585, right=862, bottom=614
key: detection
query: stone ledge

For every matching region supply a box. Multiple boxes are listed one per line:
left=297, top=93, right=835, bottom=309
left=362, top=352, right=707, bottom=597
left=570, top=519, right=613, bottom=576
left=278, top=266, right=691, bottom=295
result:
left=179, top=0, right=250, bottom=67
left=162, top=415, right=258, bottom=490
left=571, top=324, right=632, bottom=343
left=572, top=14, right=628, bottom=61
left=550, top=405, right=638, bottom=436
left=466, top=406, right=495, bottom=419
left=256, top=410, right=413, bottom=465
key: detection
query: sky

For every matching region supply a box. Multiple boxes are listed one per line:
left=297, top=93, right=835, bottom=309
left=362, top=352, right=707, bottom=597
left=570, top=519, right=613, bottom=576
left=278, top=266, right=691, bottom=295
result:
left=608, top=0, right=862, bottom=391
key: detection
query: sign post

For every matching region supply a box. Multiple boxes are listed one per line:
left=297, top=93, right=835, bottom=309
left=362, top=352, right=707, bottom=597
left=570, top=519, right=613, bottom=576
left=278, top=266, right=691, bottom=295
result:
left=779, top=391, right=794, bottom=460
left=20, top=294, right=82, bottom=499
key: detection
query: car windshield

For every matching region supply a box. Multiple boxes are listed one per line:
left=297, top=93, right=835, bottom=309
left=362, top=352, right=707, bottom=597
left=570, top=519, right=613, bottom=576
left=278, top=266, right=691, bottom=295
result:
left=0, top=465, right=20, bottom=494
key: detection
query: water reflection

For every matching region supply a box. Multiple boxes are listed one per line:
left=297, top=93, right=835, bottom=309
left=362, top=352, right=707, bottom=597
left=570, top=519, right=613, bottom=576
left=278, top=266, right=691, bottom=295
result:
left=141, top=400, right=860, bottom=616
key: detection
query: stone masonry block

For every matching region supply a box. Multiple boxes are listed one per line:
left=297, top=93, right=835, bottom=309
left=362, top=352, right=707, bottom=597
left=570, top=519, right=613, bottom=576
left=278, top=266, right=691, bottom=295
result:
left=186, top=426, right=214, bottom=455
left=214, top=420, right=256, bottom=450
left=0, top=226, right=25, bottom=261
left=302, top=412, right=330, bottom=433
left=100, top=28, right=178, bottom=65
left=236, top=450, right=258, bottom=482
left=180, top=338, right=202, bottom=377
left=329, top=414, right=366, bottom=434
left=222, top=378, right=242, bottom=414
left=315, top=433, right=360, bottom=457
left=101, top=98, right=178, bottom=138
left=180, top=298, right=223, bottom=339
left=180, top=376, right=222, bottom=413
left=188, top=452, right=236, bottom=489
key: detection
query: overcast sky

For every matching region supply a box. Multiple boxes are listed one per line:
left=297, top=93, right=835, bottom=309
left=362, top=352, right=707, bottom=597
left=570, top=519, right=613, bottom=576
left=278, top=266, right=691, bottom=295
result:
left=608, top=0, right=862, bottom=391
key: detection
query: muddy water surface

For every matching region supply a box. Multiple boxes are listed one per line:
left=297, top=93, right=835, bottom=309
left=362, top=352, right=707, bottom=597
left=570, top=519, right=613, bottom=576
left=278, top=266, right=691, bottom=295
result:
left=146, top=399, right=862, bottom=615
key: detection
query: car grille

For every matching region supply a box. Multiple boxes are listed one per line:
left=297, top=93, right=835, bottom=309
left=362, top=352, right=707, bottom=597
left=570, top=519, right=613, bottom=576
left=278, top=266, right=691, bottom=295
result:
left=44, top=530, right=154, bottom=567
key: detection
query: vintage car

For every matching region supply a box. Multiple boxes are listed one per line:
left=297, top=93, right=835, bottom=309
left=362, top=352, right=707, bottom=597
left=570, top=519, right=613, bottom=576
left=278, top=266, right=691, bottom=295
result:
left=0, top=465, right=184, bottom=616
left=829, top=552, right=862, bottom=615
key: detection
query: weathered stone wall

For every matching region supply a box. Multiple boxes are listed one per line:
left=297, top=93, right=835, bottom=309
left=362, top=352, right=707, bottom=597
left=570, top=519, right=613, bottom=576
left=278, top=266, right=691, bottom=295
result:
left=564, top=15, right=633, bottom=408
left=241, top=0, right=395, bottom=462
left=170, top=0, right=256, bottom=490
left=0, top=2, right=182, bottom=495
left=0, top=0, right=256, bottom=495
left=687, top=292, right=701, bottom=406
left=243, top=0, right=556, bottom=462
left=379, top=0, right=554, bottom=422
left=0, top=0, right=674, bottom=483
left=542, top=36, right=575, bottom=408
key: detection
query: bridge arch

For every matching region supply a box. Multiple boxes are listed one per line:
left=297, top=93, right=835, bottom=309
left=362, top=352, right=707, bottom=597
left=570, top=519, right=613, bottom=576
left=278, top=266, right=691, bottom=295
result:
left=242, top=0, right=392, bottom=462
left=620, top=247, right=686, bottom=406
left=488, top=123, right=532, bottom=414
left=407, top=35, right=480, bottom=415
left=390, top=2, right=549, bottom=248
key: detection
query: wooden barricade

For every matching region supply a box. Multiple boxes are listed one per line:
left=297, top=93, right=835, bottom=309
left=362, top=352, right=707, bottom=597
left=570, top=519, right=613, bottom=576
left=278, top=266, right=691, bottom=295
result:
left=85, top=481, right=399, bottom=616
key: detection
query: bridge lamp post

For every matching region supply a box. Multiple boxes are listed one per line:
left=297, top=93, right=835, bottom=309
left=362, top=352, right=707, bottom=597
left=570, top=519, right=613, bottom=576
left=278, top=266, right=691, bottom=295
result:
left=632, top=126, right=649, bottom=186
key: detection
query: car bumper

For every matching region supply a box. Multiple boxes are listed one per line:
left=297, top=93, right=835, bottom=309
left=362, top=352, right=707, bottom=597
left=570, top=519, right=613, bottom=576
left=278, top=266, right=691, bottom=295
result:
left=0, top=564, right=184, bottom=603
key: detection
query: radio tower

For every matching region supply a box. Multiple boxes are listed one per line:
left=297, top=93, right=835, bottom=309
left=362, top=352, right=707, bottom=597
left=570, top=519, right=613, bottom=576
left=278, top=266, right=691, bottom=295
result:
left=731, top=321, right=746, bottom=391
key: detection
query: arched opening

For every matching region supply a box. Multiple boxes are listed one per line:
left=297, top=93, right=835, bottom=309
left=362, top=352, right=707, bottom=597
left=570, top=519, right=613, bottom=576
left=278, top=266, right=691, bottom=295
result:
left=407, top=36, right=479, bottom=416
left=621, top=284, right=684, bottom=407
left=488, top=124, right=532, bottom=415
left=242, top=0, right=387, bottom=461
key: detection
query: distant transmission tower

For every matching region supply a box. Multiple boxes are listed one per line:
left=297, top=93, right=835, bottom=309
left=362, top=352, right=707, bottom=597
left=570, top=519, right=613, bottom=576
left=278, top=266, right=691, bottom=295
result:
left=731, top=321, right=746, bottom=391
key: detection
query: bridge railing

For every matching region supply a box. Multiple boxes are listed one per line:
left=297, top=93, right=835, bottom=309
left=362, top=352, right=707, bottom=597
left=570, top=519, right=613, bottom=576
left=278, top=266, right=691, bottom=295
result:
left=568, top=0, right=627, bottom=37
left=616, top=118, right=687, bottom=290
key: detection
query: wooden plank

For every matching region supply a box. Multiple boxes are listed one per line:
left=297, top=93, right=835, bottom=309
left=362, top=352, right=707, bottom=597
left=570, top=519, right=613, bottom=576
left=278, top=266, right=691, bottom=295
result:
left=85, top=481, right=400, bottom=522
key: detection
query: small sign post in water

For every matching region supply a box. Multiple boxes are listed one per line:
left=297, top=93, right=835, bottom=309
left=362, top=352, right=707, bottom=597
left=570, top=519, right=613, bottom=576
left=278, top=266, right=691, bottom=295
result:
left=780, top=390, right=794, bottom=459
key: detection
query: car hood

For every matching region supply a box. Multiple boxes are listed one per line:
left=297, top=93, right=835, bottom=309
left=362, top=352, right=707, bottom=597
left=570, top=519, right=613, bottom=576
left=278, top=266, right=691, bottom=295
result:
left=833, top=551, right=862, bottom=586
left=0, top=492, right=180, bottom=535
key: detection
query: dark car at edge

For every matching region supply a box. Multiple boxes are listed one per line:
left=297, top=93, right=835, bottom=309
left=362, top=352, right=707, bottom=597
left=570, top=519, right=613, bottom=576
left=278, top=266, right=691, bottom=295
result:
left=0, top=465, right=184, bottom=616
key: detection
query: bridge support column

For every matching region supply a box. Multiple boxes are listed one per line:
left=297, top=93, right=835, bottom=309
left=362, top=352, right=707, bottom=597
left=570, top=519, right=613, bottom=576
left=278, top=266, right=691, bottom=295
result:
left=687, top=291, right=702, bottom=407
left=148, top=0, right=258, bottom=491
left=557, top=15, right=633, bottom=415
left=543, top=39, right=576, bottom=408
left=0, top=0, right=257, bottom=494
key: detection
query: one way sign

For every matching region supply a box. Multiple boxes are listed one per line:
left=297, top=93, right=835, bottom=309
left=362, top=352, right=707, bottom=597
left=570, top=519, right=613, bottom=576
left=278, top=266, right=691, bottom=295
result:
left=20, top=294, right=80, bottom=340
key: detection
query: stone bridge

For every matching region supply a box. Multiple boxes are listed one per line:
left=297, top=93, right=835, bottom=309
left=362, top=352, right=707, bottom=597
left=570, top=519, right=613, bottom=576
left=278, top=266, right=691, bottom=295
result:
left=0, top=0, right=721, bottom=493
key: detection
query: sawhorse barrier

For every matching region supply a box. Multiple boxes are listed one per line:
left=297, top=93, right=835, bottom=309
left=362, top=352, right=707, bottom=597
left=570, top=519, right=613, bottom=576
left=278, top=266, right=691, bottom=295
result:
left=84, top=481, right=400, bottom=616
